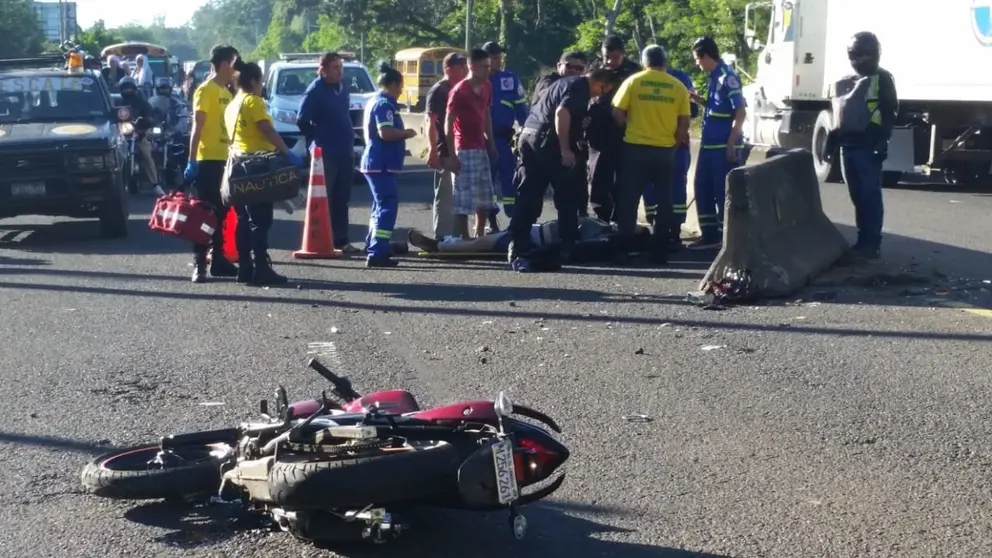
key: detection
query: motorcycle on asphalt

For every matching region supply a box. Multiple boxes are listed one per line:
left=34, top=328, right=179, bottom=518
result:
left=80, top=358, right=569, bottom=544
left=146, top=124, right=188, bottom=187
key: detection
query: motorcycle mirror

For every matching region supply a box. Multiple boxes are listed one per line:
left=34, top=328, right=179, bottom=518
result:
left=495, top=391, right=513, bottom=418
left=115, top=106, right=131, bottom=122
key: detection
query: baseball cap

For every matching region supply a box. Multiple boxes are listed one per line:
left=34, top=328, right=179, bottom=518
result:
left=443, top=52, right=467, bottom=67
left=482, top=41, right=503, bottom=55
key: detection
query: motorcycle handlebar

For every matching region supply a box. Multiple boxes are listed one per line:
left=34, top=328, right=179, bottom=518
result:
left=307, top=358, right=362, bottom=401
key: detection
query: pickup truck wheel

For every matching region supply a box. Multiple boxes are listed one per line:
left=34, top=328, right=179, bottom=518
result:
left=99, top=189, right=129, bottom=238
left=812, top=110, right=843, bottom=183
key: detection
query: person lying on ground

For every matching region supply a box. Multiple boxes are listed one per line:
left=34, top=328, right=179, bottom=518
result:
left=407, top=216, right=652, bottom=262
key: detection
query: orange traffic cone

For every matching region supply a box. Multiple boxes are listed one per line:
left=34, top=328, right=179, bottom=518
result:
left=293, top=146, right=343, bottom=259
left=222, top=206, right=239, bottom=263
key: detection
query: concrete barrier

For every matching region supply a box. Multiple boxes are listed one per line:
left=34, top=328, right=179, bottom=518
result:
left=637, top=142, right=777, bottom=239
left=698, top=148, right=849, bottom=299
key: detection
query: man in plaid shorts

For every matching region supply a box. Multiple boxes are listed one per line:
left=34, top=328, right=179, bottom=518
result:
left=444, top=48, right=498, bottom=238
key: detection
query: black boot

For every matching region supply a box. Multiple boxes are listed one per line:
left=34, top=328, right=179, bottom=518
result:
left=251, top=252, right=288, bottom=286
left=236, top=252, right=254, bottom=284
left=191, top=253, right=208, bottom=283
left=209, top=249, right=239, bottom=278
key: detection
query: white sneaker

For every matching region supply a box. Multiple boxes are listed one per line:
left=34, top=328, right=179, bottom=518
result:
left=151, top=185, right=166, bottom=197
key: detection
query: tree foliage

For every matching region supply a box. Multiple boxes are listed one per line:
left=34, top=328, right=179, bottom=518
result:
left=0, top=0, right=46, bottom=59
left=70, top=0, right=762, bottom=91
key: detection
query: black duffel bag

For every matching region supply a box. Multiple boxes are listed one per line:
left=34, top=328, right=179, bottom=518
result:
left=221, top=150, right=303, bottom=206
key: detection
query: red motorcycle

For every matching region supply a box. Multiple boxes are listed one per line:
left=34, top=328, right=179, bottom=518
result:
left=80, top=358, right=568, bottom=544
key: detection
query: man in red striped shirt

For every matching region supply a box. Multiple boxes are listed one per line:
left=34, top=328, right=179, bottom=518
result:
left=443, top=48, right=498, bottom=238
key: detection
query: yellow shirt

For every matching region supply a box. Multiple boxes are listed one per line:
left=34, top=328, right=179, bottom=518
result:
left=612, top=69, right=691, bottom=148
left=225, top=91, right=277, bottom=154
left=192, top=80, right=234, bottom=161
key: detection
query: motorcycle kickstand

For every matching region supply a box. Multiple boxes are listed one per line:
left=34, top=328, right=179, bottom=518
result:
left=508, top=504, right=527, bottom=540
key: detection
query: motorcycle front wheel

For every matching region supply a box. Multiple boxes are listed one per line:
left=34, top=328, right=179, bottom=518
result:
left=80, top=443, right=228, bottom=500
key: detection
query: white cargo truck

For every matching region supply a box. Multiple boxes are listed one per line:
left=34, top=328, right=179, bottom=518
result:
left=738, top=0, right=992, bottom=186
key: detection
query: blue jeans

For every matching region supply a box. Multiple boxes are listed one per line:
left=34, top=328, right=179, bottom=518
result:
left=363, top=172, right=398, bottom=259
left=840, top=146, right=884, bottom=249
left=321, top=154, right=354, bottom=246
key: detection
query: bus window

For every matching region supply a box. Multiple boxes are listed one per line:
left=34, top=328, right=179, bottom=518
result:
left=420, top=60, right=435, bottom=75
left=407, top=60, right=418, bottom=74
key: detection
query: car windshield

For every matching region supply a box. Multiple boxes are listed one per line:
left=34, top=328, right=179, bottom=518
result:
left=274, top=67, right=374, bottom=96
left=0, top=75, right=107, bottom=123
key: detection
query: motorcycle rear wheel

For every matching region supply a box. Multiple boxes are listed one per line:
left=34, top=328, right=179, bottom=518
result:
left=80, top=444, right=227, bottom=500
left=269, top=441, right=462, bottom=509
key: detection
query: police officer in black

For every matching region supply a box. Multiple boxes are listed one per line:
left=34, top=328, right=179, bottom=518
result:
left=531, top=51, right=589, bottom=106
left=587, top=35, right=641, bottom=222
left=507, top=69, right=614, bottom=272
left=830, top=31, right=898, bottom=260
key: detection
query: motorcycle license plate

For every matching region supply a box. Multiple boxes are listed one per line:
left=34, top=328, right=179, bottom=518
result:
left=491, top=438, right=519, bottom=505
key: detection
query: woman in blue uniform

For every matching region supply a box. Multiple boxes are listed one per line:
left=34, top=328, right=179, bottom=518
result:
left=361, top=62, right=418, bottom=268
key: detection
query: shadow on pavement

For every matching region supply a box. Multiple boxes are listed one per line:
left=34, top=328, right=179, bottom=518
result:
left=0, top=431, right=115, bottom=455
left=121, top=499, right=729, bottom=557
left=0, top=278, right=989, bottom=342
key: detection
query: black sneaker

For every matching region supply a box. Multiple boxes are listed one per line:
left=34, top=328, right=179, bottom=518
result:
left=251, top=266, right=288, bottom=286
left=209, top=256, right=239, bottom=278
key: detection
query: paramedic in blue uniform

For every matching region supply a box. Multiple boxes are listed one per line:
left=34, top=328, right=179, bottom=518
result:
left=360, top=63, right=418, bottom=268
left=483, top=41, right=529, bottom=231
left=640, top=65, right=699, bottom=249
left=688, top=36, right=747, bottom=250
left=832, top=31, right=897, bottom=260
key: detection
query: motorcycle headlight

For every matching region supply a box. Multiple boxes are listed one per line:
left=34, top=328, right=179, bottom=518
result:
left=120, top=122, right=134, bottom=135
left=271, top=108, right=298, bottom=125
left=74, top=153, right=113, bottom=170
left=151, top=127, right=162, bottom=135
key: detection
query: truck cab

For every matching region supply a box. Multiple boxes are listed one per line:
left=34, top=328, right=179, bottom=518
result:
left=261, top=53, right=376, bottom=170
left=738, top=0, right=915, bottom=185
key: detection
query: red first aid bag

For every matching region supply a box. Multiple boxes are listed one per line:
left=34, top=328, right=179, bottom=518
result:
left=148, top=191, right=218, bottom=245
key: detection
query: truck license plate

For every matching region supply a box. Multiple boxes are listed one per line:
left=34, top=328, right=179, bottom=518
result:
left=491, top=438, right=519, bottom=505
left=11, top=182, right=45, bottom=196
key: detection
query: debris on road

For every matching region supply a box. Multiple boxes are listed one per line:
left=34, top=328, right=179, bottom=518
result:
left=622, top=414, right=653, bottom=423
left=701, top=345, right=726, bottom=351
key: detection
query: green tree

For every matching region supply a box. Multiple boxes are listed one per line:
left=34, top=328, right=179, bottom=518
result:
left=0, top=0, right=45, bottom=58
left=77, top=20, right=124, bottom=56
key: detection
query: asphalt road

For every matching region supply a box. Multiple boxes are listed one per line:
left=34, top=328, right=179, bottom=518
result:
left=1, top=164, right=991, bottom=558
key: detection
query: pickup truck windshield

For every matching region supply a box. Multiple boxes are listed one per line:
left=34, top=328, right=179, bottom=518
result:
left=274, top=67, right=374, bottom=96
left=0, top=75, right=107, bottom=123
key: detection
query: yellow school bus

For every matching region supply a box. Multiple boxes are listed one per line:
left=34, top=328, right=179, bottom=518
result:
left=100, top=42, right=172, bottom=79
left=393, top=47, right=467, bottom=111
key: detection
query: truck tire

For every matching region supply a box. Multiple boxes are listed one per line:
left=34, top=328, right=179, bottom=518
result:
left=269, top=441, right=461, bottom=510
left=99, top=186, right=129, bottom=238
left=812, top=110, right=842, bottom=183
left=81, top=444, right=225, bottom=500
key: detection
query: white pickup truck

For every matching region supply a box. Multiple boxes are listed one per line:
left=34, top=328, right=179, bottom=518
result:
left=738, top=0, right=992, bottom=187
left=261, top=54, right=376, bottom=170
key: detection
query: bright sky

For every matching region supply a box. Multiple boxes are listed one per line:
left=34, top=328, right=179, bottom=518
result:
left=74, top=0, right=210, bottom=29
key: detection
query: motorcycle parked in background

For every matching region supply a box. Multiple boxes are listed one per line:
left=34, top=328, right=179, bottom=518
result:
left=146, top=125, right=188, bottom=187
left=80, top=358, right=569, bottom=545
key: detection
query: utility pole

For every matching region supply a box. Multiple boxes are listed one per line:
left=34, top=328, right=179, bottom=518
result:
left=465, top=0, right=474, bottom=51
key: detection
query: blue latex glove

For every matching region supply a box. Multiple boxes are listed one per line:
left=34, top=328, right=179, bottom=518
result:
left=184, top=160, right=199, bottom=182
left=287, top=151, right=304, bottom=168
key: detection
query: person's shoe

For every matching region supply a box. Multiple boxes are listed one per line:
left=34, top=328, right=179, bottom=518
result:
left=851, top=244, right=881, bottom=260
left=510, top=257, right=533, bottom=273
left=408, top=229, right=439, bottom=253
left=390, top=242, right=409, bottom=256
left=339, top=243, right=362, bottom=256
left=191, top=255, right=208, bottom=283
left=250, top=259, right=288, bottom=285
left=686, top=236, right=722, bottom=251
left=236, top=253, right=254, bottom=284
left=366, top=255, right=399, bottom=268
left=209, top=251, right=239, bottom=277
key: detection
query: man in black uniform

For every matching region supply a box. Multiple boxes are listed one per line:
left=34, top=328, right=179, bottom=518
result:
left=829, top=31, right=898, bottom=260
left=586, top=35, right=641, bottom=222
left=507, top=69, right=614, bottom=272
left=531, top=51, right=589, bottom=106
left=531, top=51, right=592, bottom=216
